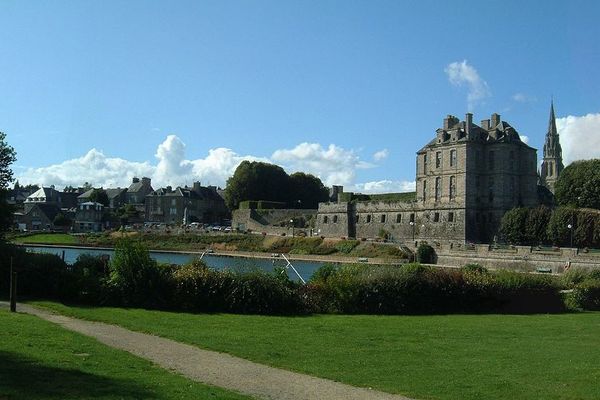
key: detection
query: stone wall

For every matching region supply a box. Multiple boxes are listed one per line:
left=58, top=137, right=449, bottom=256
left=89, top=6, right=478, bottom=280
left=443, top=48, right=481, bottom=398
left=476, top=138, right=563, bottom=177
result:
left=232, top=208, right=317, bottom=236
left=431, top=242, right=600, bottom=273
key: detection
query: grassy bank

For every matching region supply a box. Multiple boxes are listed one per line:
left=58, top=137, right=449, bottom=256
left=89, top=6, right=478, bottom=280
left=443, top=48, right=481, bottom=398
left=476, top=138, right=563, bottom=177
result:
left=12, top=232, right=407, bottom=259
left=0, top=309, right=252, bottom=399
left=12, top=233, right=78, bottom=245
left=33, top=302, right=600, bottom=400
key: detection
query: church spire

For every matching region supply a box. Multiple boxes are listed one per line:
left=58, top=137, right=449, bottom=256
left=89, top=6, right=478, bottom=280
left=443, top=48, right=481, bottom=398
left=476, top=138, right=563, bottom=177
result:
left=540, top=100, right=564, bottom=194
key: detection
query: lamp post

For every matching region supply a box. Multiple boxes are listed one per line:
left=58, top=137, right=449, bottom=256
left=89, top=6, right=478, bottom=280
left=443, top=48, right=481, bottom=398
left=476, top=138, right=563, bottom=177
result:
left=409, top=221, right=415, bottom=241
left=290, top=219, right=294, bottom=238
left=567, top=222, right=573, bottom=249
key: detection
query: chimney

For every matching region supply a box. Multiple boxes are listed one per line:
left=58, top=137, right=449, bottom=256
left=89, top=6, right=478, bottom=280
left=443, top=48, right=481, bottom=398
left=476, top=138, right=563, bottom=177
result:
left=166, top=186, right=172, bottom=192
left=141, top=177, right=151, bottom=186
left=491, top=113, right=501, bottom=127
left=193, top=181, right=201, bottom=193
left=132, top=177, right=140, bottom=183
left=465, top=113, right=473, bottom=137
left=481, top=119, right=490, bottom=130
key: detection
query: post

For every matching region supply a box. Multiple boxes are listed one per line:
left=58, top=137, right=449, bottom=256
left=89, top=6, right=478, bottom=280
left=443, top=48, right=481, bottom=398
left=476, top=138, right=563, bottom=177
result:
left=290, top=219, right=294, bottom=238
left=9, top=257, right=16, bottom=313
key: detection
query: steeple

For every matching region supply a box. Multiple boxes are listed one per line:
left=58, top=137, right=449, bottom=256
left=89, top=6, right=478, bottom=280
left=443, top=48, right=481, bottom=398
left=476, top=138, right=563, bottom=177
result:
left=540, top=100, right=564, bottom=193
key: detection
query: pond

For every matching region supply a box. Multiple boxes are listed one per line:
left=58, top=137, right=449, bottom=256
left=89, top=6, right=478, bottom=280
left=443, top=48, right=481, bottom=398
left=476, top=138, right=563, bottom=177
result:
left=23, top=245, right=326, bottom=282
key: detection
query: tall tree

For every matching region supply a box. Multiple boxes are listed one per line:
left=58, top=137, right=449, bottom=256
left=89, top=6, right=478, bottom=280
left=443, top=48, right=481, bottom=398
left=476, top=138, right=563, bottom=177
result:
left=288, top=172, right=329, bottom=209
left=89, top=188, right=110, bottom=207
left=0, top=132, right=17, bottom=237
left=224, top=161, right=290, bottom=210
left=555, top=159, right=600, bottom=209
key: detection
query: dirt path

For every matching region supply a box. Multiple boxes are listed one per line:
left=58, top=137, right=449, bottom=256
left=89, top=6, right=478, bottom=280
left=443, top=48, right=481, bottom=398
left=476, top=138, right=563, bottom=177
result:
left=3, top=303, right=414, bottom=400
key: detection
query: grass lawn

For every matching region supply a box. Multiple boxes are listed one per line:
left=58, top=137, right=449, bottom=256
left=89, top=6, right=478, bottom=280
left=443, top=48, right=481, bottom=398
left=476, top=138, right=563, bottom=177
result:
left=12, top=233, right=78, bottom=245
left=0, top=309, right=252, bottom=399
left=33, top=302, right=600, bottom=400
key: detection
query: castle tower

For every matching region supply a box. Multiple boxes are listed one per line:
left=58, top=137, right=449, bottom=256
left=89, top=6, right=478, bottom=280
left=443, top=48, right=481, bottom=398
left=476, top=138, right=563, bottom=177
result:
left=540, top=101, right=565, bottom=193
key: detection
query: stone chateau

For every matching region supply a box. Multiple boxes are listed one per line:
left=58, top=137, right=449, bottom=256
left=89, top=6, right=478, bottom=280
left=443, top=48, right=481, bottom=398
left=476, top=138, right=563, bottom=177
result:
left=315, top=105, right=563, bottom=245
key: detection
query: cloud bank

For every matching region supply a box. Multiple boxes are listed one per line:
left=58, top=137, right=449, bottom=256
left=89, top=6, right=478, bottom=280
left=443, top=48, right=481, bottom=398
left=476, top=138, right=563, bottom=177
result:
left=445, top=60, right=491, bottom=110
left=556, top=112, right=600, bottom=166
left=16, top=136, right=408, bottom=193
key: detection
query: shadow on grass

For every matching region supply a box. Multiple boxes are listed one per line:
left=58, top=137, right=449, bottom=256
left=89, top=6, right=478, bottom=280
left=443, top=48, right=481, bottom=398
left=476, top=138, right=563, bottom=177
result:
left=0, top=350, right=155, bottom=399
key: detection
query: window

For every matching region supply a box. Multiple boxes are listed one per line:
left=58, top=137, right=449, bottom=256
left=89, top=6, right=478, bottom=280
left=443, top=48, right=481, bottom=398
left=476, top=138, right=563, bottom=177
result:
left=488, top=177, right=494, bottom=203
left=436, top=151, right=442, bottom=168
left=435, top=177, right=441, bottom=201
left=549, top=162, right=553, bottom=176
left=366, top=215, right=372, bottom=223
left=448, top=212, right=454, bottom=222
left=333, top=215, right=338, bottom=223
left=449, top=176, right=456, bottom=201
left=509, top=151, right=515, bottom=171
left=510, top=177, right=515, bottom=201
left=476, top=151, right=481, bottom=168
left=450, top=149, right=457, bottom=167
left=410, top=213, right=415, bottom=223
left=434, top=212, right=440, bottom=222
left=171, top=199, right=177, bottom=206
left=169, top=207, right=177, bottom=215
left=396, top=214, right=402, bottom=223
left=323, top=215, right=328, bottom=224
left=380, top=214, right=386, bottom=223
left=488, top=151, right=495, bottom=170
left=422, top=180, right=427, bottom=202
left=355, top=214, right=359, bottom=223
left=423, top=154, right=428, bottom=173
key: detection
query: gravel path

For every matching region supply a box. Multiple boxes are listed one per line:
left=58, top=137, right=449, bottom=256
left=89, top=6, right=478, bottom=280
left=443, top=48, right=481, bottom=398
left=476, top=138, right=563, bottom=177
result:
left=4, top=303, right=414, bottom=400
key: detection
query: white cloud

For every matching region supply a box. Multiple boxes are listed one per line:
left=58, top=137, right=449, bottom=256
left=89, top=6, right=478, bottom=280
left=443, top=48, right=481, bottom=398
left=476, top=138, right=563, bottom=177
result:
left=445, top=60, right=491, bottom=110
left=520, top=135, right=530, bottom=144
left=16, top=136, right=264, bottom=189
left=271, top=142, right=369, bottom=186
left=352, top=180, right=416, bottom=194
left=16, top=137, right=394, bottom=190
left=556, top=112, right=600, bottom=165
left=512, top=93, right=537, bottom=103
left=16, top=149, right=154, bottom=188
left=373, top=149, right=389, bottom=161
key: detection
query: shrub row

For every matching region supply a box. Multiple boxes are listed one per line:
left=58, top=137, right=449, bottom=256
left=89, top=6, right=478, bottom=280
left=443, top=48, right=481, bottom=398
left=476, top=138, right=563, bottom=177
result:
left=4, top=240, right=600, bottom=315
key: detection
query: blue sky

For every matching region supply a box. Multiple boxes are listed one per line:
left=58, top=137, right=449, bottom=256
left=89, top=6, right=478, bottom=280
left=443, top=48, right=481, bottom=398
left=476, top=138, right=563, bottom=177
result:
left=2, top=1, right=600, bottom=191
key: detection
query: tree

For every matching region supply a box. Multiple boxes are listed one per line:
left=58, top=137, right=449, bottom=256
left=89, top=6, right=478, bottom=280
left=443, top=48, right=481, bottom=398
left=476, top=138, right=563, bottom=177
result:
left=224, top=161, right=290, bottom=210
left=89, top=188, right=110, bottom=207
left=547, top=206, right=576, bottom=246
left=0, top=132, right=17, bottom=237
left=524, top=205, right=551, bottom=245
left=288, top=172, right=329, bottom=209
left=117, top=204, right=139, bottom=225
left=555, top=159, right=600, bottom=209
left=499, top=207, right=529, bottom=244
left=53, top=213, right=72, bottom=227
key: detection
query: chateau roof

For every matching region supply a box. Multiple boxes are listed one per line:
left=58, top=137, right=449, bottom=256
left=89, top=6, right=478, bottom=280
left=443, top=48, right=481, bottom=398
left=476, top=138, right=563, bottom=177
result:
left=418, top=112, right=532, bottom=153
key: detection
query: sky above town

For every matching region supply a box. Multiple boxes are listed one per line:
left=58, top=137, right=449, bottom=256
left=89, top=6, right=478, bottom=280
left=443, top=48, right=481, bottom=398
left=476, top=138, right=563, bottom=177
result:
left=2, top=1, right=600, bottom=192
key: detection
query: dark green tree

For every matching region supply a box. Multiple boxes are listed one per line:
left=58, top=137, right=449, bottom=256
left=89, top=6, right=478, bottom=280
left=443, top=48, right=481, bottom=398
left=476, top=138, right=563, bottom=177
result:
left=524, top=205, right=551, bottom=245
left=53, top=213, right=72, bottom=227
left=547, top=206, right=576, bottom=246
left=555, top=159, right=600, bottom=209
left=224, top=161, right=290, bottom=210
left=499, top=207, right=529, bottom=244
left=0, top=132, right=17, bottom=237
left=89, top=188, right=110, bottom=207
left=117, top=204, right=139, bottom=225
left=288, top=172, right=329, bottom=209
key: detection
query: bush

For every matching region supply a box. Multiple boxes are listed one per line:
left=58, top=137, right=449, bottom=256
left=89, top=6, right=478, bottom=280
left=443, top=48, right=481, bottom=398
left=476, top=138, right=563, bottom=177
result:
left=303, top=263, right=564, bottom=314
left=335, top=240, right=359, bottom=254
left=416, top=243, right=435, bottom=263
left=107, top=238, right=173, bottom=308
left=567, top=279, right=600, bottom=311
left=172, top=260, right=304, bottom=315
left=462, top=263, right=488, bottom=274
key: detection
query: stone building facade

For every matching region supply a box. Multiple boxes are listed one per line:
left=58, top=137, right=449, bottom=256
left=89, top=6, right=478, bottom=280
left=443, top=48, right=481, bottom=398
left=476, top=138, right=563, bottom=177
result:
left=317, top=112, right=539, bottom=244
